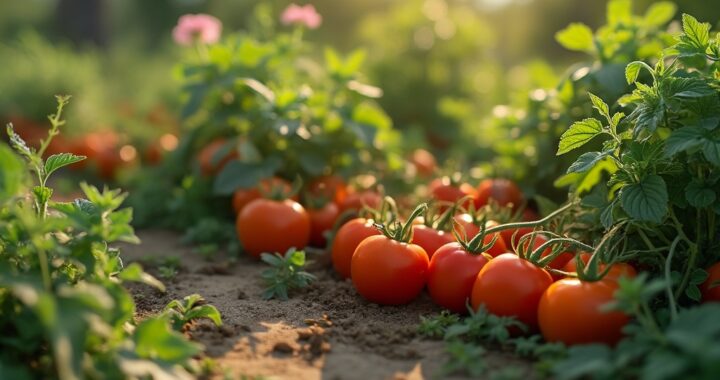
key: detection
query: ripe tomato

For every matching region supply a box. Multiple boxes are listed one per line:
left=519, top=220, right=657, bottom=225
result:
left=453, top=215, right=508, bottom=257
left=429, top=178, right=476, bottom=210
left=475, top=178, right=523, bottom=210
left=538, top=278, right=628, bottom=346
left=308, top=175, right=347, bottom=205
left=563, top=252, right=637, bottom=281
left=308, top=202, right=340, bottom=247
left=428, top=242, right=490, bottom=313
left=236, top=198, right=310, bottom=259
left=351, top=235, right=429, bottom=305
left=499, top=226, right=534, bottom=251
left=338, top=190, right=382, bottom=214
left=198, top=139, right=237, bottom=176
left=410, top=148, right=437, bottom=177
left=232, top=177, right=293, bottom=214
left=701, top=262, right=720, bottom=303
left=471, top=253, right=552, bottom=330
left=411, top=225, right=454, bottom=259
left=330, top=218, right=380, bottom=278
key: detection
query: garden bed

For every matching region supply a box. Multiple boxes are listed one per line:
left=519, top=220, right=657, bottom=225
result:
left=121, top=230, right=534, bottom=379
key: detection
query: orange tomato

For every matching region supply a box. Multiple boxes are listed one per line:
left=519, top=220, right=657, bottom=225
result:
left=236, top=198, right=310, bottom=259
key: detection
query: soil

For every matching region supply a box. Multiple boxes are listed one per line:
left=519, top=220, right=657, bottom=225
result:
left=119, top=230, right=534, bottom=380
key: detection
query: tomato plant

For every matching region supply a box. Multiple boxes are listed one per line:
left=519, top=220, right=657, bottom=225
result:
left=197, top=138, right=237, bottom=177
left=236, top=198, right=310, bottom=259
left=538, top=278, right=629, bottom=346
left=351, top=205, right=429, bottom=305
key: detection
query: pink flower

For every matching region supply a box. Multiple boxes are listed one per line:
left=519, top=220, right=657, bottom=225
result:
left=281, top=4, right=322, bottom=29
left=172, top=14, right=222, bottom=45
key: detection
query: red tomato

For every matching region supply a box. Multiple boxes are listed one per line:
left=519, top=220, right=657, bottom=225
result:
left=411, top=225, right=454, bottom=259
left=471, top=253, right=552, bottom=330
left=351, top=235, right=429, bottom=305
left=410, top=148, right=437, bottom=177
left=232, top=177, right=293, bottom=214
left=520, top=234, right=573, bottom=280
left=330, top=218, right=380, bottom=279
left=338, top=190, right=382, bottom=214
left=522, top=208, right=540, bottom=221
left=500, top=227, right=534, bottom=252
left=428, top=242, right=490, bottom=313
left=309, top=175, right=347, bottom=205
left=308, top=202, right=340, bottom=247
left=429, top=178, right=476, bottom=210
left=452, top=215, right=508, bottom=257
left=198, top=139, right=237, bottom=176
left=563, top=252, right=637, bottom=281
left=475, top=178, right=523, bottom=210
left=236, top=198, right=310, bottom=259
left=538, top=278, right=628, bottom=346
left=701, top=262, right=720, bottom=303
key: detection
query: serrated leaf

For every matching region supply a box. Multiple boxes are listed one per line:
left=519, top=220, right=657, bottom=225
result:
left=588, top=92, right=609, bottom=118
left=557, top=118, right=604, bottom=155
left=625, top=61, right=644, bottom=84
left=567, top=151, right=609, bottom=174
left=44, top=153, right=86, bottom=177
left=676, top=14, right=711, bottom=57
left=555, top=23, right=594, bottom=52
left=620, top=174, right=668, bottom=223
left=607, top=0, right=632, bottom=26
left=664, top=127, right=706, bottom=157
left=685, top=181, right=716, bottom=208
left=643, top=2, right=677, bottom=27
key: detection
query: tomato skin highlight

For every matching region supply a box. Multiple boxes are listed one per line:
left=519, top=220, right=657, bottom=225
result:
left=411, top=225, right=454, bottom=259
left=236, top=198, right=310, bottom=259
left=452, top=215, right=508, bottom=257
left=471, top=253, right=552, bottom=330
left=538, top=278, right=628, bottom=346
left=701, top=262, right=720, bottom=303
left=330, top=218, right=380, bottom=279
left=428, top=242, right=490, bottom=313
left=351, top=235, right=429, bottom=305
left=308, top=202, right=340, bottom=247
left=475, top=178, right=523, bottom=210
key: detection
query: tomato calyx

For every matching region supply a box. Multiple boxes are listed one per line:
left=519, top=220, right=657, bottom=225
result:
left=374, top=203, right=427, bottom=243
left=258, top=175, right=301, bottom=201
left=420, top=201, right=456, bottom=231
left=451, top=215, right=498, bottom=257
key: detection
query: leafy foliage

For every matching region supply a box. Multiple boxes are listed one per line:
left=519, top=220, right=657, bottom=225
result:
left=163, top=294, right=223, bottom=331
left=260, top=248, right=315, bottom=300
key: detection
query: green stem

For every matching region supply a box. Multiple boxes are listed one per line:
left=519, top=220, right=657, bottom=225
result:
left=38, top=247, right=51, bottom=291
left=665, top=236, right=681, bottom=321
left=482, top=202, right=575, bottom=236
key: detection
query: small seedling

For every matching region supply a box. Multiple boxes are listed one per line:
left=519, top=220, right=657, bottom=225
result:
left=163, top=294, right=223, bottom=331
left=261, top=248, right=316, bottom=300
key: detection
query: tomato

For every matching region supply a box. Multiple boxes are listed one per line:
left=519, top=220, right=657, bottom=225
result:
left=236, top=198, right=310, bottom=259
left=309, top=175, right=347, bottom=205
left=471, top=253, right=552, bottom=330
left=563, top=252, right=637, bottom=281
left=499, top=227, right=534, bottom=252
left=410, top=148, right=437, bottom=177
left=308, top=202, right=340, bottom=247
left=520, top=234, right=573, bottom=280
left=453, top=215, right=508, bottom=257
left=330, top=218, right=380, bottom=278
left=144, top=133, right=178, bottom=165
left=522, top=208, right=540, bottom=221
left=428, top=242, right=490, bottom=313
left=232, top=177, right=293, bottom=214
left=701, top=262, right=720, bottom=303
left=538, top=278, right=628, bottom=346
left=351, top=235, right=429, bottom=305
left=411, top=225, right=454, bottom=259
left=338, top=190, right=382, bottom=214
left=475, top=178, right=523, bottom=210
left=429, top=177, right=476, bottom=210
left=198, top=139, right=237, bottom=176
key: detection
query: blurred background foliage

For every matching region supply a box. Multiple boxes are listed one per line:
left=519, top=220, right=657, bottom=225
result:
left=1, top=0, right=719, bottom=199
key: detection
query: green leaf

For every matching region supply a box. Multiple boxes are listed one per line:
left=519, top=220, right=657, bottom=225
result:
left=620, top=174, right=668, bottom=223
left=625, top=61, right=645, bottom=84
left=607, top=0, right=632, bottom=26
left=685, top=181, right=716, bottom=208
left=555, top=23, right=594, bottom=52
left=676, top=14, right=711, bottom=57
left=44, top=153, right=86, bottom=177
left=118, top=263, right=166, bottom=292
left=566, top=151, right=609, bottom=174
left=702, top=138, right=720, bottom=165
left=287, top=249, right=306, bottom=267
left=0, top=144, right=27, bottom=201
left=212, top=157, right=281, bottom=195
left=643, top=2, right=677, bottom=27
left=685, top=284, right=702, bottom=302
left=552, top=345, right=614, bottom=380
left=690, top=268, right=709, bottom=285
left=588, top=92, right=609, bottom=118
left=664, top=127, right=706, bottom=157
left=185, top=305, right=223, bottom=327
left=134, top=317, right=202, bottom=362
left=557, top=118, right=604, bottom=155
left=33, top=186, right=53, bottom=206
